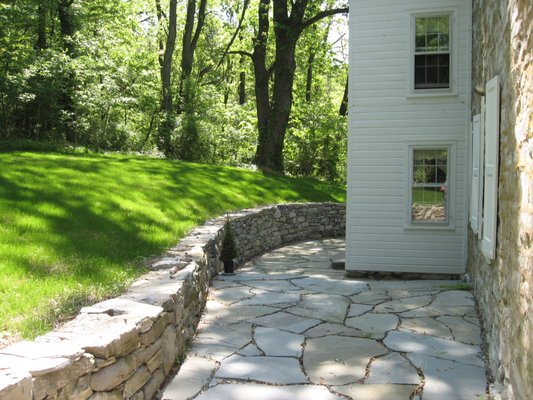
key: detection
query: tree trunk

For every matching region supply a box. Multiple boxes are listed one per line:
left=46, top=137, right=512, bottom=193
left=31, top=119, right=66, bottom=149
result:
left=161, top=0, right=177, bottom=114
left=305, top=52, right=315, bottom=102
left=57, top=0, right=76, bottom=143
left=178, top=0, right=207, bottom=112
left=339, top=77, right=348, bottom=116
left=35, top=0, right=47, bottom=50
left=264, top=31, right=297, bottom=172
left=57, top=0, right=75, bottom=55
left=239, top=71, right=246, bottom=105
left=155, top=0, right=178, bottom=157
left=252, top=0, right=273, bottom=169
left=252, top=0, right=348, bottom=173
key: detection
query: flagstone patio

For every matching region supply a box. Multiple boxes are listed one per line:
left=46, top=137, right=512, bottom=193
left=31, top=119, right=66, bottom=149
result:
left=160, top=239, right=488, bottom=400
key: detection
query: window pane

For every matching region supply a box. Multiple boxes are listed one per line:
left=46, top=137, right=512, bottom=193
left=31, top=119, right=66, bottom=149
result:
left=436, top=149, right=448, bottom=165
left=427, top=67, right=438, bottom=84
left=439, top=33, right=449, bottom=50
left=439, top=67, right=450, bottom=85
left=427, top=33, right=439, bottom=50
left=414, top=150, right=425, bottom=165
left=415, top=18, right=427, bottom=36
left=438, top=16, right=450, bottom=34
left=414, top=54, right=450, bottom=89
left=412, top=187, right=447, bottom=222
left=415, top=66, right=426, bottom=86
left=416, top=35, right=426, bottom=51
left=438, top=54, right=450, bottom=67
left=427, top=17, right=439, bottom=33
left=436, top=166, right=447, bottom=183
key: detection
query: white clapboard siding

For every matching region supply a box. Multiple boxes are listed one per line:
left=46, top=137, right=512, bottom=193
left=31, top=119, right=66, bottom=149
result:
left=346, top=0, right=472, bottom=274
left=481, top=76, right=500, bottom=260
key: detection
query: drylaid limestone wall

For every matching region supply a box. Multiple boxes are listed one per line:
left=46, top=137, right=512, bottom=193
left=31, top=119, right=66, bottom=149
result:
left=0, top=202, right=345, bottom=400
left=468, top=1, right=533, bottom=399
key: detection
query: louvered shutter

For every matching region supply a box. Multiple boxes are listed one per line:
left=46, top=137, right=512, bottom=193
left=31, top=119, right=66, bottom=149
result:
left=481, top=76, right=500, bottom=260
left=470, top=113, right=481, bottom=233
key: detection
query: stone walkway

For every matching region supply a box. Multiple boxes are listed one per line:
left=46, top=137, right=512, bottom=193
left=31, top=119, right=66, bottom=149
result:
left=160, top=239, right=488, bottom=400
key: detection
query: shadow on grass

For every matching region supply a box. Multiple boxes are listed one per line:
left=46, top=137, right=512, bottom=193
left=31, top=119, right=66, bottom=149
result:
left=0, top=152, right=345, bottom=335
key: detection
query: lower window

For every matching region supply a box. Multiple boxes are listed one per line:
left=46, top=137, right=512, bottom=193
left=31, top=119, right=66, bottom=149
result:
left=411, top=148, right=449, bottom=224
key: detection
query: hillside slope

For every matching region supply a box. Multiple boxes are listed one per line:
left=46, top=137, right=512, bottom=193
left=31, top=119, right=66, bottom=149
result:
left=0, top=152, right=345, bottom=339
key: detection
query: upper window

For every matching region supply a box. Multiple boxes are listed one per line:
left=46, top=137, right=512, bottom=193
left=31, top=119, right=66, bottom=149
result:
left=413, top=15, right=451, bottom=90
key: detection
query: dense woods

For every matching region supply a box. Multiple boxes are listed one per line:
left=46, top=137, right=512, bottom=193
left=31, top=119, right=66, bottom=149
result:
left=0, top=0, right=348, bottom=182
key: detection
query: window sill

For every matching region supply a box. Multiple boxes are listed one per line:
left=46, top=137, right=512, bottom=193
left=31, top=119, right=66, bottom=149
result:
left=406, top=89, right=458, bottom=98
left=403, top=223, right=456, bottom=231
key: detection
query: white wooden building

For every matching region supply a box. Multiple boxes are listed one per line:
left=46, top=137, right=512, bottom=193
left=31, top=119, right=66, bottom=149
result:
left=346, top=0, right=473, bottom=274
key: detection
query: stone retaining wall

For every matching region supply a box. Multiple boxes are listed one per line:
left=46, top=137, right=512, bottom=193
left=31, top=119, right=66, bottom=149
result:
left=0, top=202, right=345, bottom=400
left=468, top=1, right=533, bottom=399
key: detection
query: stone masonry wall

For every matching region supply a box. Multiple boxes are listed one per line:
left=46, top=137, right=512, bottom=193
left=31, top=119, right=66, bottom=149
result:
left=468, top=1, right=532, bottom=399
left=0, top=202, right=345, bottom=400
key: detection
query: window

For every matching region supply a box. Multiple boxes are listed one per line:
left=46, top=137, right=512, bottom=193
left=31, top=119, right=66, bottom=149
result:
left=411, top=148, right=449, bottom=224
left=413, top=14, right=451, bottom=91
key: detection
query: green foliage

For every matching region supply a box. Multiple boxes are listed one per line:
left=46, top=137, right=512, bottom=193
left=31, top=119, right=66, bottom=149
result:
left=285, top=101, right=347, bottom=184
left=1, top=50, right=76, bottom=141
left=0, top=0, right=349, bottom=182
left=157, top=112, right=176, bottom=157
left=219, top=220, right=238, bottom=261
left=201, top=89, right=258, bottom=167
left=0, top=151, right=345, bottom=338
left=174, top=79, right=210, bottom=162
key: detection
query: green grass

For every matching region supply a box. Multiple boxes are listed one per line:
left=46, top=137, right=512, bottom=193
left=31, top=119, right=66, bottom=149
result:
left=438, top=282, right=471, bottom=290
left=412, top=187, right=445, bottom=205
left=0, top=151, right=345, bottom=338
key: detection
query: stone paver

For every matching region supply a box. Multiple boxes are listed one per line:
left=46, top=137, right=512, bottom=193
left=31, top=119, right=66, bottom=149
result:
left=286, top=293, right=350, bottom=323
left=400, top=317, right=454, bottom=340
left=346, top=313, right=399, bottom=338
left=237, top=291, right=300, bottom=306
left=162, top=239, right=488, bottom=400
left=214, top=355, right=307, bottom=384
left=161, top=357, right=215, bottom=400
left=384, top=330, right=485, bottom=367
left=251, top=310, right=321, bottom=333
left=437, top=315, right=482, bottom=345
left=304, top=335, right=388, bottom=385
left=407, top=353, right=487, bottom=400
left=194, top=383, right=342, bottom=400
left=332, top=383, right=417, bottom=400
left=366, top=353, right=420, bottom=384
left=254, top=327, right=304, bottom=357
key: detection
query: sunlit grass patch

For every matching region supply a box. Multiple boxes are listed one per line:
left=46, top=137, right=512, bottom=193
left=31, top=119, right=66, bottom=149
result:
left=0, top=151, right=345, bottom=338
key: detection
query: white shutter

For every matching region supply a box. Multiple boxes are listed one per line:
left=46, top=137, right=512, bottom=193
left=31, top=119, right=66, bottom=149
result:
left=470, top=114, right=481, bottom=233
left=481, top=76, right=500, bottom=260
left=470, top=100, right=485, bottom=234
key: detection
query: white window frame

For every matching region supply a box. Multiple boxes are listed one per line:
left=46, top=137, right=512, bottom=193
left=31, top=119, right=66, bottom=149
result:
left=407, top=9, right=458, bottom=97
left=405, top=142, right=456, bottom=230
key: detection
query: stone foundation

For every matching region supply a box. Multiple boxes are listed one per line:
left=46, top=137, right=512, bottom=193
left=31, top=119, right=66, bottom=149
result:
left=468, top=1, right=533, bottom=399
left=0, top=202, right=345, bottom=399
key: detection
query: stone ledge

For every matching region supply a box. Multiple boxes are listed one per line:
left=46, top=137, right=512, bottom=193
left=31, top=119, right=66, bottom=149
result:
left=0, top=202, right=345, bottom=400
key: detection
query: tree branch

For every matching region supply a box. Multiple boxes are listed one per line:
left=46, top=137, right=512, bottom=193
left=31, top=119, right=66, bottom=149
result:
left=301, top=6, right=348, bottom=31
left=191, top=0, right=208, bottom=52
left=228, top=50, right=253, bottom=59
left=215, top=0, right=250, bottom=69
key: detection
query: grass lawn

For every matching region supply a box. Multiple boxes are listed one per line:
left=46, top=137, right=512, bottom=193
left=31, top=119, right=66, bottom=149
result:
left=412, top=187, right=446, bottom=205
left=0, top=151, right=345, bottom=340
